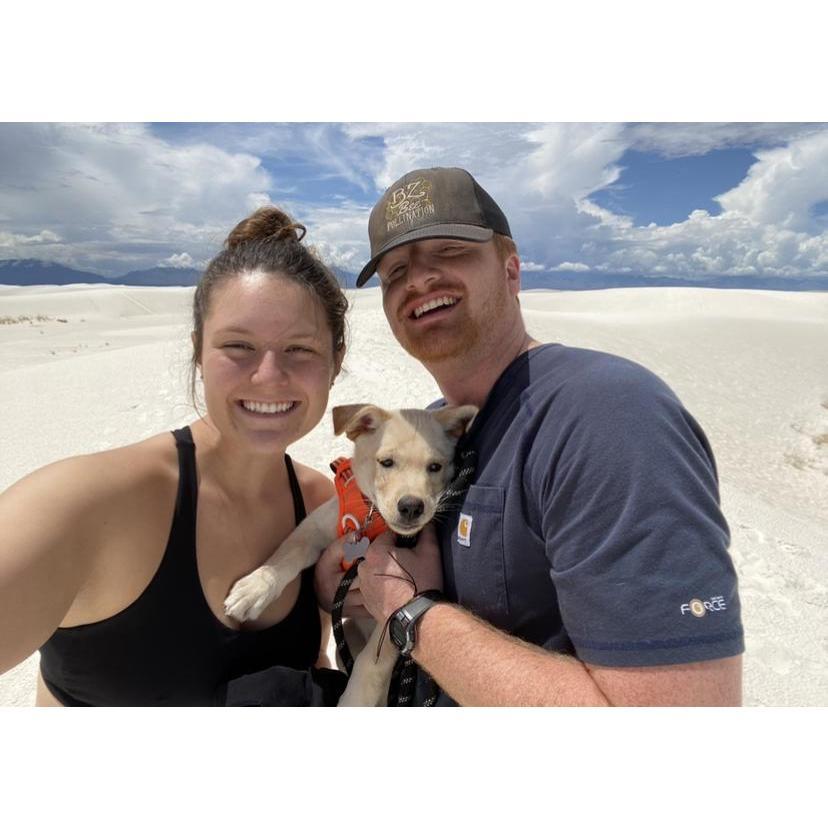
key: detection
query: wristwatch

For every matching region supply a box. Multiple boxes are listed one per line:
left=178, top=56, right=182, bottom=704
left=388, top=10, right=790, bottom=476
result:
left=389, top=590, right=444, bottom=656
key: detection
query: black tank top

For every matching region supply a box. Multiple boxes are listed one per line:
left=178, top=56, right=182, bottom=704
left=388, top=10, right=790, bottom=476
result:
left=38, top=427, right=321, bottom=706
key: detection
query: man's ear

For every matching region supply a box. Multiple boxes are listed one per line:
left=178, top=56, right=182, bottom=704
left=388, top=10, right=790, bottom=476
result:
left=505, top=252, right=521, bottom=298
left=332, top=404, right=390, bottom=441
left=432, top=405, right=478, bottom=440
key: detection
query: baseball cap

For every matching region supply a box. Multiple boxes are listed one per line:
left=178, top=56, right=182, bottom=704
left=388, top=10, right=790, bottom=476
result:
left=356, top=167, right=511, bottom=287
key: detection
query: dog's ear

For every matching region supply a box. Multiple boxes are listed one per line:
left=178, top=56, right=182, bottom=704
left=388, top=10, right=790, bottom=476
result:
left=432, top=405, right=479, bottom=440
left=332, top=404, right=390, bottom=441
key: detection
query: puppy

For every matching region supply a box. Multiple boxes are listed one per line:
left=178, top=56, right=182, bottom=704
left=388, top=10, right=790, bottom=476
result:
left=224, top=402, right=477, bottom=706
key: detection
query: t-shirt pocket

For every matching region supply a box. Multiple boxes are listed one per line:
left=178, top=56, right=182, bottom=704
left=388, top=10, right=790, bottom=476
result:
left=448, top=484, right=509, bottom=627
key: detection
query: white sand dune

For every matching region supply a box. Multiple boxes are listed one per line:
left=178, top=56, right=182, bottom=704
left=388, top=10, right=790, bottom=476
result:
left=1, top=283, right=826, bottom=706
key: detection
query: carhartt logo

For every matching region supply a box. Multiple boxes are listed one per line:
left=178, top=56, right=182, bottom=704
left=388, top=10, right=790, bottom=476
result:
left=680, top=596, right=727, bottom=617
left=385, top=178, right=435, bottom=231
left=457, top=513, right=472, bottom=547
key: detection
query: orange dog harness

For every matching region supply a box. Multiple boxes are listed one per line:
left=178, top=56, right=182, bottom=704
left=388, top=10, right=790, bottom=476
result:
left=330, top=457, right=388, bottom=569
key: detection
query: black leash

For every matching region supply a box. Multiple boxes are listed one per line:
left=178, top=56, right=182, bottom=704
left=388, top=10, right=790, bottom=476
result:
left=392, top=655, right=438, bottom=707
left=331, top=558, right=362, bottom=676
left=330, top=537, right=438, bottom=706
left=439, top=442, right=478, bottom=512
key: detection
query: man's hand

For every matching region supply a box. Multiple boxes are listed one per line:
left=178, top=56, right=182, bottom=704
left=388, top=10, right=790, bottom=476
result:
left=357, top=523, right=443, bottom=623
left=313, top=534, right=371, bottom=619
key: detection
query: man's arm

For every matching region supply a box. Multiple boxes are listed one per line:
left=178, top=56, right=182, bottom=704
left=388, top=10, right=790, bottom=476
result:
left=413, top=604, right=741, bottom=706
left=357, top=531, right=742, bottom=707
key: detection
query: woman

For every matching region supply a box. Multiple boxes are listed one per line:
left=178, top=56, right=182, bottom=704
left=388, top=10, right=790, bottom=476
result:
left=0, top=206, right=348, bottom=705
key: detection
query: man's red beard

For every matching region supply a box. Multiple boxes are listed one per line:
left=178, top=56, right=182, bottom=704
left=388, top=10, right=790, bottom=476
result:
left=399, top=314, right=481, bottom=363
left=391, top=281, right=511, bottom=365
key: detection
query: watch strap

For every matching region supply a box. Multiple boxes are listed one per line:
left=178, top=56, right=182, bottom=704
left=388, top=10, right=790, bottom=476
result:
left=414, top=589, right=444, bottom=603
left=391, top=590, right=445, bottom=655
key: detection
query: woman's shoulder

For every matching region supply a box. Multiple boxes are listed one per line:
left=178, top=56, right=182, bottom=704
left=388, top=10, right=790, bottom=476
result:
left=289, top=459, right=335, bottom=512
left=95, top=431, right=180, bottom=480
left=4, top=430, right=180, bottom=518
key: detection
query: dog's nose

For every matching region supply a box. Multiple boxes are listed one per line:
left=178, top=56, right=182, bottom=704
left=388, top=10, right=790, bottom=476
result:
left=397, top=496, right=425, bottom=522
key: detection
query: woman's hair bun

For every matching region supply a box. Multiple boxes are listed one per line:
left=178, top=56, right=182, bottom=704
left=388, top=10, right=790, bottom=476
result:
left=225, top=206, right=307, bottom=250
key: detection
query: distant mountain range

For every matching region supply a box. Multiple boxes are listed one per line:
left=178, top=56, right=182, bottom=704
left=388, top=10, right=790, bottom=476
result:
left=515, top=271, right=828, bottom=292
left=1, top=258, right=826, bottom=292
left=0, top=258, right=361, bottom=290
left=0, top=259, right=203, bottom=287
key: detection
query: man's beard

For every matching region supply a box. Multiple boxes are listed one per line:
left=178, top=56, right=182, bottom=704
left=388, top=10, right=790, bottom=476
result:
left=393, top=281, right=510, bottom=365
left=400, top=315, right=481, bottom=363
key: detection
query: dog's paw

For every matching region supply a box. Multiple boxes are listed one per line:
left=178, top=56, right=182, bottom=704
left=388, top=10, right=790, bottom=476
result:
left=224, top=566, right=282, bottom=622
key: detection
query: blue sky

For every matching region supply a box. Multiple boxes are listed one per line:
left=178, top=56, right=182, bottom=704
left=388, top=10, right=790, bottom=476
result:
left=1, top=122, right=826, bottom=282
left=589, top=148, right=757, bottom=226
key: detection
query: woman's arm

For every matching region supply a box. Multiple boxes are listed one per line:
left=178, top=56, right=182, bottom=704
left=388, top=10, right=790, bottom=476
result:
left=0, top=456, right=105, bottom=674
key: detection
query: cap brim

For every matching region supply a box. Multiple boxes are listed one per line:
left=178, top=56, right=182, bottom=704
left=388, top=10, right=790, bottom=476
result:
left=356, top=223, right=494, bottom=287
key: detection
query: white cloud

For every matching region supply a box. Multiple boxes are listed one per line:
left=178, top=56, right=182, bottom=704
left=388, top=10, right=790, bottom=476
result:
left=246, top=192, right=272, bottom=211
left=187, top=123, right=383, bottom=195
left=298, top=200, right=372, bottom=272
left=519, top=123, right=625, bottom=202
left=551, top=262, right=590, bottom=272
left=594, top=209, right=828, bottom=278
left=0, top=229, right=61, bottom=248
left=715, top=130, right=828, bottom=233
left=576, top=130, right=828, bottom=279
left=623, top=123, right=824, bottom=157
left=0, top=123, right=272, bottom=274
left=161, top=252, right=195, bottom=268
left=520, top=260, right=546, bottom=272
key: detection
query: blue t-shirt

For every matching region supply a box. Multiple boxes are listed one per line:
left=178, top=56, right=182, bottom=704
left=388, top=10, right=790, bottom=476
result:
left=424, top=344, right=743, bottom=702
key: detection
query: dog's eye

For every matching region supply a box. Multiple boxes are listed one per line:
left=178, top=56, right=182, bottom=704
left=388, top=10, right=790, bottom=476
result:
left=378, top=458, right=394, bottom=468
left=427, top=462, right=443, bottom=473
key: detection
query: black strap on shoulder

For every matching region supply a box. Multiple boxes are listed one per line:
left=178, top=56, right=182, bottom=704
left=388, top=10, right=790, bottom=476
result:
left=170, top=426, right=198, bottom=521
left=283, top=454, right=306, bottom=525
left=171, top=425, right=194, bottom=445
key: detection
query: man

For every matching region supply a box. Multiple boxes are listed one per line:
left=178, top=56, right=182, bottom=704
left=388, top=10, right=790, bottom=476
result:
left=316, top=167, right=744, bottom=705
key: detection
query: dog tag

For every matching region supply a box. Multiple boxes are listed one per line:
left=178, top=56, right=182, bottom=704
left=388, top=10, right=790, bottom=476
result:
left=342, top=535, right=370, bottom=564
